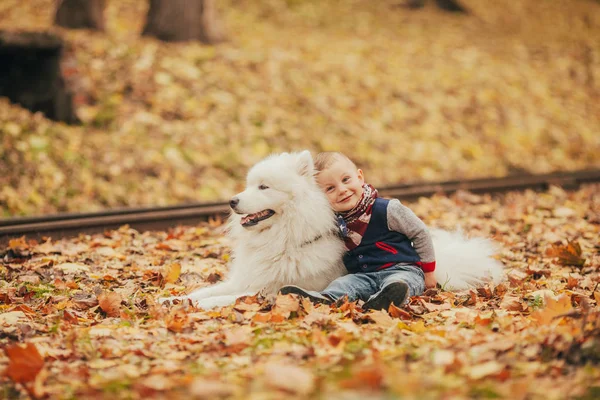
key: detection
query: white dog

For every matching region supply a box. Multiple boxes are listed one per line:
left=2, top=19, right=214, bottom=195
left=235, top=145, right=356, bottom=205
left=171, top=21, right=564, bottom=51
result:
left=160, top=151, right=503, bottom=309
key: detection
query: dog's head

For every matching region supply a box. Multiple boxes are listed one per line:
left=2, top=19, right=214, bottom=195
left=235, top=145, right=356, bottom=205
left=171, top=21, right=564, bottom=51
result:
left=229, top=151, right=316, bottom=230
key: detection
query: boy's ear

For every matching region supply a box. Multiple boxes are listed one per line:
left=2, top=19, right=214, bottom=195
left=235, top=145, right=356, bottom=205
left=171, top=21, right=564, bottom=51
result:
left=357, top=169, right=365, bottom=184
left=296, top=150, right=315, bottom=177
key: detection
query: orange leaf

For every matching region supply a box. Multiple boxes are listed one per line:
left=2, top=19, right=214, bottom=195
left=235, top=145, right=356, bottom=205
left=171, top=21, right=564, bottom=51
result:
left=166, top=311, right=188, bottom=333
left=388, top=303, right=413, bottom=320
left=252, top=312, right=272, bottom=323
left=8, top=236, right=29, bottom=251
left=156, top=242, right=174, bottom=251
left=3, top=343, right=44, bottom=384
left=98, top=292, right=122, bottom=317
left=340, top=365, right=384, bottom=390
left=531, top=294, right=573, bottom=325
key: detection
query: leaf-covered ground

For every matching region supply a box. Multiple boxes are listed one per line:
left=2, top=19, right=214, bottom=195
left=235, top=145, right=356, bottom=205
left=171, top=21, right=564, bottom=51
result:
left=1, top=185, right=599, bottom=399
left=1, top=0, right=600, bottom=216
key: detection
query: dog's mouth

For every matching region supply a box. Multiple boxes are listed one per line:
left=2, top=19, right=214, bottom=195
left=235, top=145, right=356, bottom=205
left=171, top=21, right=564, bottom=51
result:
left=240, top=209, right=275, bottom=227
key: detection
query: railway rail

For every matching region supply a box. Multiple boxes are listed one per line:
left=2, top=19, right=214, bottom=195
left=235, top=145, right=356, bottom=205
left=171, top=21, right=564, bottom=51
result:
left=2, top=169, right=600, bottom=246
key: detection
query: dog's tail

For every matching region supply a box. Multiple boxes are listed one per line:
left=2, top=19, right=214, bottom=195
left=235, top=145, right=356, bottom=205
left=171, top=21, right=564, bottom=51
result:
left=431, top=228, right=505, bottom=291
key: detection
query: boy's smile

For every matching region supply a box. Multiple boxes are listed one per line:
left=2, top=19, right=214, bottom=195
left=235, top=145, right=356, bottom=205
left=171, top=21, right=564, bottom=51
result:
left=316, top=158, right=365, bottom=212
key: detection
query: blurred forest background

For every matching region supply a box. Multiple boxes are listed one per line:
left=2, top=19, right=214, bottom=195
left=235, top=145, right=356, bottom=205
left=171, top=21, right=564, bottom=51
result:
left=1, top=0, right=599, bottom=217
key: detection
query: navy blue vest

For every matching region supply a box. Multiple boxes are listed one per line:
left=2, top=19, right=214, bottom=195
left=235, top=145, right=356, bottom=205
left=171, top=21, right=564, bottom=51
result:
left=342, top=198, right=420, bottom=273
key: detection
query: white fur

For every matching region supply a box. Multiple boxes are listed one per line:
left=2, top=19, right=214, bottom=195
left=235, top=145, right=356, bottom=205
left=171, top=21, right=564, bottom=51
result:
left=431, top=228, right=504, bottom=290
left=160, top=151, right=504, bottom=309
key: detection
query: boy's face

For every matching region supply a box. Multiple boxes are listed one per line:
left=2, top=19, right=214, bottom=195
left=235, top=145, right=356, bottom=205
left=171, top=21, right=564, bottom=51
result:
left=316, top=158, right=365, bottom=212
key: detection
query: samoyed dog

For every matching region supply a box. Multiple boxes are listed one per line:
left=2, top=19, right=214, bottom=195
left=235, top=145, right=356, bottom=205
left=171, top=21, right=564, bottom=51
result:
left=160, top=151, right=503, bottom=309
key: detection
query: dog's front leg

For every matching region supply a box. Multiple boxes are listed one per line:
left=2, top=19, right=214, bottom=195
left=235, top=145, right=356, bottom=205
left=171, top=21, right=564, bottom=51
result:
left=158, top=279, right=242, bottom=305
left=194, top=292, right=256, bottom=309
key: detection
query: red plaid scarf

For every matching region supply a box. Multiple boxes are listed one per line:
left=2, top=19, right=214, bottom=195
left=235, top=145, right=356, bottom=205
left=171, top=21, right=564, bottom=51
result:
left=338, top=184, right=378, bottom=250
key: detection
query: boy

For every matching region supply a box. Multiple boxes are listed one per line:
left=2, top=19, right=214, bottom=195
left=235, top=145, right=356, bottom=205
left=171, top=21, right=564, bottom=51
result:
left=280, top=152, right=437, bottom=310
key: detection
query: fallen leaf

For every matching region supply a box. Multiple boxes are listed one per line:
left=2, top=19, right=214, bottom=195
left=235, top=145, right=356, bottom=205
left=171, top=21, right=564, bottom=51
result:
left=273, top=293, right=300, bottom=319
left=500, top=295, right=525, bottom=312
left=0, top=311, right=28, bottom=326
left=368, top=310, right=396, bottom=328
left=97, top=291, right=122, bottom=317
left=55, top=262, right=90, bottom=274
left=3, top=343, right=45, bottom=384
left=166, top=310, right=188, bottom=333
left=340, top=364, right=384, bottom=390
left=388, top=303, right=413, bottom=320
left=264, top=362, right=316, bottom=395
left=164, top=263, right=181, bottom=284
left=531, top=294, right=573, bottom=325
left=546, top=240, right=586, bottom=268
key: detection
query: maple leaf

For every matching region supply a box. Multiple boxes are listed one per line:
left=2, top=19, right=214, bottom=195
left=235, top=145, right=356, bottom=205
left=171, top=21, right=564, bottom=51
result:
left=546, top=240, right=586, bottom=268
left=3, top=343, right=45, bottom=384
left=97, top=291, right=122, bottom=317
left=531, top=294, right=574, bottom=326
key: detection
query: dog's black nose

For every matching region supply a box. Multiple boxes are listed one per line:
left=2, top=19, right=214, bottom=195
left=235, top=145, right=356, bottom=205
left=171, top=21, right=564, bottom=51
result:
left=229, top=197, right=239, bottom=209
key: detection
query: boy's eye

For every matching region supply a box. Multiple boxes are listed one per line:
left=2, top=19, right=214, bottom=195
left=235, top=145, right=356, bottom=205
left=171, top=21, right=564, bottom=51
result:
left=326, top=186, right=334, bottom=193
left=342, top=177, right=350, bottom=183
left=259, top=184, right=269, bottom=190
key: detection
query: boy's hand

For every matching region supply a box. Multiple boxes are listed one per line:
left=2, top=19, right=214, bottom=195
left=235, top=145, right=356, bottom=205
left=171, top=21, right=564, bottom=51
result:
left=424, top=272, right=437, bottom=289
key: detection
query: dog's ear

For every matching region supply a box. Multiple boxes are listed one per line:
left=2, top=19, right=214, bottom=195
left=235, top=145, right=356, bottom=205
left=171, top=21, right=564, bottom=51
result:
left=296, top=150, right=315, bottom=177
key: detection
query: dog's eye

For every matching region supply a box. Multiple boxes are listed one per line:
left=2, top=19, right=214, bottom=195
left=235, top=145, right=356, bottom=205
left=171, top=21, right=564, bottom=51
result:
left=259, top=184, right=269, bottom=190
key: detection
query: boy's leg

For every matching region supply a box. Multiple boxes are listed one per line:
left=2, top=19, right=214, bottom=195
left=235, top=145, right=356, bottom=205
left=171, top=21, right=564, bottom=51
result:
left=363, top=264, right=425, bottom=310
left=279, top=285, right=332, bottom=305
left=280, top=274, right=377, bottom=304
left=321, top=273, right=379, bottom=302
left=362, top=281, right=409, bottom=311
left=380, top=264, right=425, bottom=298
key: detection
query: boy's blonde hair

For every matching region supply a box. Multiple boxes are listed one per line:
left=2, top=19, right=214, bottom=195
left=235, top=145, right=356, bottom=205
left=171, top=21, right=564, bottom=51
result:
left=314, top=152, right=356, bottom=172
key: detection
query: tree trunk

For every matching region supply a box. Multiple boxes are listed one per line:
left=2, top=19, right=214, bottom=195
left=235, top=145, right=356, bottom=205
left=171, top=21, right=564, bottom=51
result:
left=0, top=31, right=78, bottom=124
left=54, top=0, right=105, bottom=30
left=142, top=0, right=226, bottom=44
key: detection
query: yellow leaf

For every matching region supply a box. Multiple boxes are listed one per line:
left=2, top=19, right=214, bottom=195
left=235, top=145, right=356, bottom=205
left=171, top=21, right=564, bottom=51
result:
left=409, top=320, right=427, bottom=333
left=165, top=263, right=181, bottom=284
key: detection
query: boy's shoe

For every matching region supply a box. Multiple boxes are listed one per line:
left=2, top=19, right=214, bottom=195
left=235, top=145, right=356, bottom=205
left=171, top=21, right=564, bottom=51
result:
left=279, top=285, right=333, bottom=305
left=363, top=281, right=409, bottom=311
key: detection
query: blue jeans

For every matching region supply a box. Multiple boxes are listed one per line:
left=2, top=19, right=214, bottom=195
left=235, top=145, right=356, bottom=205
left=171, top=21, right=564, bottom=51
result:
left=322, top=264, right=425, bottom=303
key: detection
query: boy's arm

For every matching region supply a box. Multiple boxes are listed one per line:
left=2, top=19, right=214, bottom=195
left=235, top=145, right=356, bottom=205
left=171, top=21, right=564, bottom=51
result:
left=386, top=199, right=436, bottom=273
